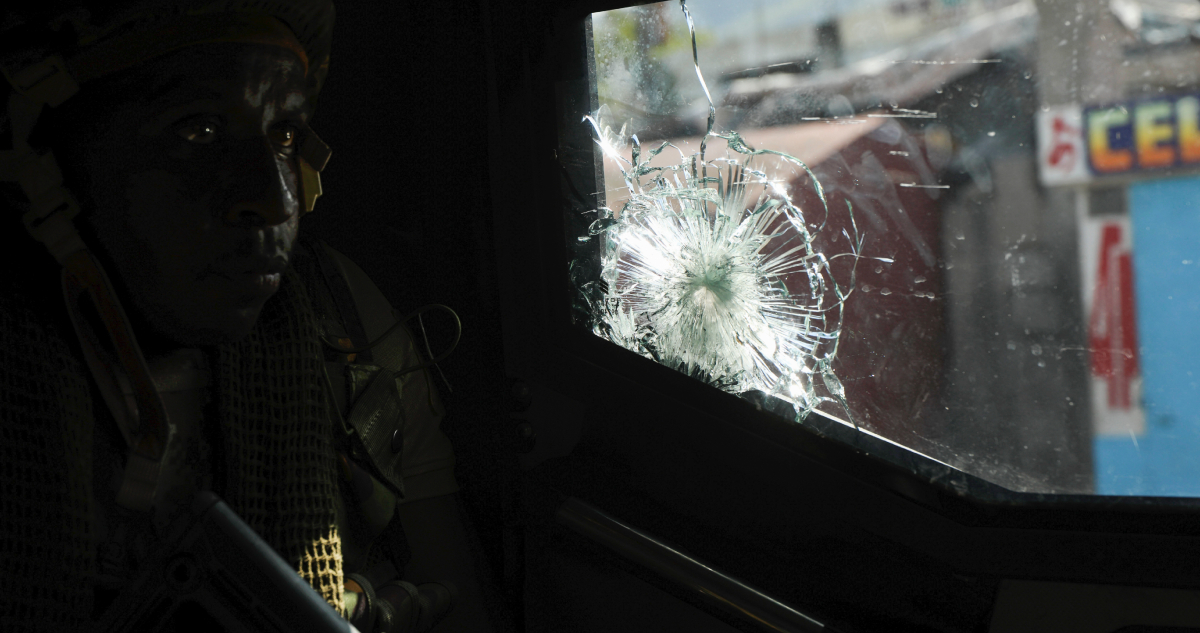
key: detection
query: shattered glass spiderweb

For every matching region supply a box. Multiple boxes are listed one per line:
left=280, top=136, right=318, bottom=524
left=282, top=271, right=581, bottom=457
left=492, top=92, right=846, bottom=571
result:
left=581, top=116, right=858, bottom=421
left=575, top=0, right=860, bottom=422
left=573, top=1, right=864, bottom=424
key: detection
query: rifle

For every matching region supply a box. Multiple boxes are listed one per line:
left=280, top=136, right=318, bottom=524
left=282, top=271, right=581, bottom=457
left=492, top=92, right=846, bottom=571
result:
left=94, top=490, right=361, bottom=633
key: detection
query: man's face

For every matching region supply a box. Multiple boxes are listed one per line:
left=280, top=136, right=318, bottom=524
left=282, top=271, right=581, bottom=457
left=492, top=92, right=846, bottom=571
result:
left=56, top=42, right=310, bottom=347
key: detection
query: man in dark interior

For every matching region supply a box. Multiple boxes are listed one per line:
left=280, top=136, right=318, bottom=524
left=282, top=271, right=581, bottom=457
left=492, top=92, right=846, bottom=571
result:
left=0, top=1, right=495, bottom=631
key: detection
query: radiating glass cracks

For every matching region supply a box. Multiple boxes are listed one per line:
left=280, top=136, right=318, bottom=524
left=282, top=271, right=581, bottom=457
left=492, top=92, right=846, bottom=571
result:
left=572, top=1, right=860, bottom=423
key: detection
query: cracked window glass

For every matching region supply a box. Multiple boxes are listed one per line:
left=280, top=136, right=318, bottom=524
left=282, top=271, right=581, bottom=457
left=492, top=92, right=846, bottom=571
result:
left=563, top=0, right=1200, bottom=496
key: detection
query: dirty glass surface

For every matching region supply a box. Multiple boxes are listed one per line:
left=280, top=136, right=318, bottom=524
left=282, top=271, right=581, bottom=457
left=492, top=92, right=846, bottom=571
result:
left=563, top=0, right=1200, bottom=496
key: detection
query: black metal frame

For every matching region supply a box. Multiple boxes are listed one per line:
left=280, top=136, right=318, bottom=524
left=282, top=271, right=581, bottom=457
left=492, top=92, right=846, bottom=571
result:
left=556, top=496, right=828, bottom=632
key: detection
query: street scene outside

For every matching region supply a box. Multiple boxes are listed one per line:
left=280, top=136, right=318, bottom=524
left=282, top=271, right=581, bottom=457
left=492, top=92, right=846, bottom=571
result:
left=575, top=0, right=1200, bottom=495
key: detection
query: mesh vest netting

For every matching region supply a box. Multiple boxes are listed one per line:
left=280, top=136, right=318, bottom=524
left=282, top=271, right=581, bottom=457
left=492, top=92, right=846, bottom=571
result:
left=0, top=268, right=345, bottom=630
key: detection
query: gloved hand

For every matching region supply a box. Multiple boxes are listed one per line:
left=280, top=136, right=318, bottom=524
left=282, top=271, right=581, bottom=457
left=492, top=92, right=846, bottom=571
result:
left=345, top=573, right=456, bottom=633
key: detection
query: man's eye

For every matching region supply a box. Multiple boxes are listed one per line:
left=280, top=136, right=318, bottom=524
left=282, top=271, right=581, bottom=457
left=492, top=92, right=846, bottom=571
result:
left=269, top=125, right=297, bottom=149
left=176, top=119, right=219, bottom=145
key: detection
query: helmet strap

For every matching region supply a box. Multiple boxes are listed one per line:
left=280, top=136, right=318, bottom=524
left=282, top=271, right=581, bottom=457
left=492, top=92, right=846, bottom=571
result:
left=2, top=57, right=167, bottom=513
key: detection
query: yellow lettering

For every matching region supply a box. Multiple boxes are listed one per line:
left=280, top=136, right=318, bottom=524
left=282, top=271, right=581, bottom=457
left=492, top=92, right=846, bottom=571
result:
left=1135, top=100, right=1175, bottom=168
left=1178, top=96, right=1200, bottom=163
left=1089, top=107, right=1133, bottom=173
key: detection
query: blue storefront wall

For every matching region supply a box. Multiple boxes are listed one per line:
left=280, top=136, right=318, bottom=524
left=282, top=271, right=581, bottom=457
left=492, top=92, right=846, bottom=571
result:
left=1095, top=175, right=1200, bottom=496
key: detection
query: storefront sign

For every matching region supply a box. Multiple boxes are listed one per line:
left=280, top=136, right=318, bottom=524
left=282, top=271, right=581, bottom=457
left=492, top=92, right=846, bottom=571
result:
left=1038, top=93, right=1200, bottom=185
left=1079, top=213, right=1144, bottom=437
left=1037, top=104, right=1089, bottom=185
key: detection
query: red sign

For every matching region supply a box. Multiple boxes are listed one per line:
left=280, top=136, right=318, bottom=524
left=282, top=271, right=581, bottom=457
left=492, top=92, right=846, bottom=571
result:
left=1037, top=105, right=1089, bottom=185
left=1049, top=115, right=1081, bottom=173
left=1087, top=223, right=1139, bottom=409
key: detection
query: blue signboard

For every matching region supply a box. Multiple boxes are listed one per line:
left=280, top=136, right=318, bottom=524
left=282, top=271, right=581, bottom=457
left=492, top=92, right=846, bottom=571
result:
left=1094, top=175, right=1200, bottom=495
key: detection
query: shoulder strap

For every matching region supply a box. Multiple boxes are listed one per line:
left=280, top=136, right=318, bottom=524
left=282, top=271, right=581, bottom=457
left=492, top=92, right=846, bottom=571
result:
left=297, top=233, right=374, bottom=365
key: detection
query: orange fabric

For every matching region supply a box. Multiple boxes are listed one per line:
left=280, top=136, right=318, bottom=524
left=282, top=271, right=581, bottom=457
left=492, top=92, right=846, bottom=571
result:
left=61, top=249, right=167, bottom=459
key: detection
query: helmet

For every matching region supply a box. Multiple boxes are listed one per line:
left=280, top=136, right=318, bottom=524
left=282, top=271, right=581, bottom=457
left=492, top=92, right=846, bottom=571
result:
left=0, top=0, right=335, bottom=264
left=1, top=1, right=334, bottom=98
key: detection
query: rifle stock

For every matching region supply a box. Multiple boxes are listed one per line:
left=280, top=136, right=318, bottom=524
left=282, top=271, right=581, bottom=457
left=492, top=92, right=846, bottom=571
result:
left=94, top=491, right=359, bottom=633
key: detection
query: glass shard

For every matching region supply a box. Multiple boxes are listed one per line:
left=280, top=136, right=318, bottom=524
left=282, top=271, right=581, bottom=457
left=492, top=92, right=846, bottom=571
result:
left=575, top=1, right=859, bottom=423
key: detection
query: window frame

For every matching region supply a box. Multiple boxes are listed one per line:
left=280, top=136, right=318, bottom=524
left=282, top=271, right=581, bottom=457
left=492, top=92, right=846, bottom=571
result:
left=484, top=0, right=1200, bottom=600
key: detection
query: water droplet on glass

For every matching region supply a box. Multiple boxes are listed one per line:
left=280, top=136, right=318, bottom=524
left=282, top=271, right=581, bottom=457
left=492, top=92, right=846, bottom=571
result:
left=987, top=131, right=996, bottom=137
left=1007, top=341, right=1017, bottom=350
left=874, top=265, right=883, bottom=274
left=935, top=87, right=943, bottom=94
left=1031, top=344, right=1043, bottom=356
left=914, top=275, right=926, bottom=283
left=1023, top=70, right=1032, bottom=79
left=861, top=284, right=872, bottom=293
left=1038, top=360, right=1046, bottom=368
left=879, top=288, right=892, bottom=296
left=969, top=99, right=979, bottom=108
